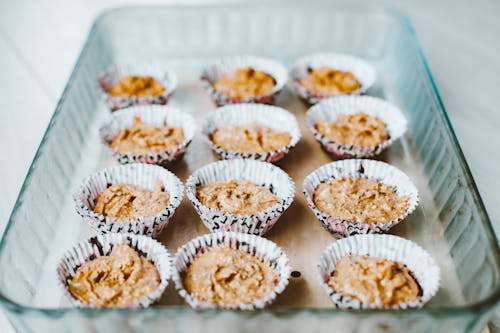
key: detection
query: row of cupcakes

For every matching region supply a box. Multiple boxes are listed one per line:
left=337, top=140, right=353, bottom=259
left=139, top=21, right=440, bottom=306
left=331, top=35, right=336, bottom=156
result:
left=57, top=232, right=439, bottom=311
left=98, top=53, right=376, bottom=111
left=99, top=94, right=407, bottom=166
left=73, top=158, right=417, bottom=238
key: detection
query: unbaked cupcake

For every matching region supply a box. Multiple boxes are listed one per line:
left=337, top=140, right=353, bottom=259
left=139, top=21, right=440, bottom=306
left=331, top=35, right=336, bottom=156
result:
left=291, top=53, right=376, bottom=104
left=201, top=56, right=287, bottom=106
left=99, top=105, right=196, bottom=165
left=306, top=95, right=407, bottom=158
left=186, top=159, right=295, bottom=235
left=73, top=163, right=183, bottom=237
left=203, top=103, right=301, bottom=162
left=303, top=159, right=419, bottom=237
left=98, top=64, right=177, bottom=111
left=172, top=231, right=291, bottom=309
left=57, top=233, right=172, bottom=308
left=317, top=234, right=440, bottom=309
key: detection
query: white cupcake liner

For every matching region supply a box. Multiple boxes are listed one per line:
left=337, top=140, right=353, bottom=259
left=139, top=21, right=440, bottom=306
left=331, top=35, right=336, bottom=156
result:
left=57, top=233, right=173, bottom=308
left=73, top=163, right=184, bottom=237
left=98, top=64, right=178, bottom=111
left=303, top=159, right=419, bottom=237
left=306, top=95, right=407, bottom=158
left=99, top=105, right=196, bottom=165
left=200, top=56, right=288, bottom=106
left=186, top=159, right=295, bottom=236
left=203, top=103, right=301, bottom=163
left=291, top=53, right=376, bottom=104
left=172, top=231, right=291, bottom=309
left=317, top=234, right=440, bottom=309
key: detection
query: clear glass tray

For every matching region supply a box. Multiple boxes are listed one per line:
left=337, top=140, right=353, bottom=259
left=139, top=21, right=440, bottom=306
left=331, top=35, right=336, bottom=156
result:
left=0, top=4, right=499, bottom=333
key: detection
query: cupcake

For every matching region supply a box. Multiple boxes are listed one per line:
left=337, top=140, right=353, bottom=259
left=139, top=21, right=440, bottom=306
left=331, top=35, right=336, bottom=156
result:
left=203, top=103, right=301, bottom=162
left=172, top=231, right=291, bottom=309
left=317, top=234, right=440, bottom=309
left=98, top=64, right=177, bottom=111
left=99, top=105, right=196, bottom=165
left=186, top=159, right=295, bottom=235
left=57, top=233, right=172, bottom=308
left=291, top=53, right=376, bottom=104
left=303, top=159, right=418, bottom=237
left=201, top=56, right=287, bottom=106
left=306, top=95, right=407, bottom=158
left=73, top=163, right=183, bottom=237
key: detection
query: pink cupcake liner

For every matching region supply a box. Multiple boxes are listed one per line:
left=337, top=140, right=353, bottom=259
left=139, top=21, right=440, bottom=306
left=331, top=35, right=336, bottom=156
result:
left=99, top=105, right=196, bottom=165
left=172, top=231, right=291, bottom=309
left=57, top=233, right=173, bottom=308
left=303, top=159, right=419, bottom=237
left=317, top=234, right=440, bottom=309
left=203, top=103, right=301, bottom=163
left=73, top=163, right=183, bottom=238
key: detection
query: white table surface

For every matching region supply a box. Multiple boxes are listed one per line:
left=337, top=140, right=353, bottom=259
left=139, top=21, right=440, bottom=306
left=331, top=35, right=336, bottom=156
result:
left=0, top=0, right=499, bottom=332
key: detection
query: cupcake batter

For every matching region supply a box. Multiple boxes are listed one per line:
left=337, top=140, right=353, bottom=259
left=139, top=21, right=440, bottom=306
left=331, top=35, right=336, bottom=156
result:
left=197, top=180, right=279, bottom=215
left=313, top=177, right=409, bottom=223
left=212, top=124, right=291, bottom=153
left=107, top=75, right=166, bottom=97
left=94, top=180, right=169, bottom=220
left=328, top=255, right=420, bottom=307
left=299, top=67, right=360, bottom=95
left=184, top=246, right=278, bottom=306
left=213, top=67, right=276, bottom=99
left=110, top=117, right=185, bottom=154
left=68, top=244, right=160, bottom=307
left=316, top=112, right=389, bottom=147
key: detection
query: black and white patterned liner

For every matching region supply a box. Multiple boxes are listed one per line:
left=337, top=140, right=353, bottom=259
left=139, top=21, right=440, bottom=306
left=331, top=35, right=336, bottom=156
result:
left=57, top=233, right=173, bottom=308
left=203, top=103, right=301, bottom=163
left=98, top=64, right=178, bottom=111
left=317, top=234, right=440, bottom=309
left=172, top=231, right=291, bottom=309
left=290, top=53, right=376, bottom=104
left=73, top=163, right=184, bottom=237
left=99, top=105, right=196, bottom=165
left=303, top=159, right=419, bottom=237
left=306, top=95, right=407, bottom=158
left=186, top=159, right=295, bottom=236
left=200, top=56, right=288, bottom=106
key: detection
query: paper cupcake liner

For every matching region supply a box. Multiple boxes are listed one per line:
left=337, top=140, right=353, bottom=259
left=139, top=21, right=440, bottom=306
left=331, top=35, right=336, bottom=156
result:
left=57, top=233, right=173, bottom=308
left=73, top=163, right=184, bottom=237
left=98, top=64, right=178, bottom=111
left=186, top=159, right=295, bottom=236
left=306, top=95, right=407, bottom=158
left=99, top=105, right=196, bottom=165
left=290, top=53, right=376, bottom=104
left=203, top=103, right=301, bottom=163
left=200, top=56, right=288, bottom=106
left=172, top=231, right=291, bottom=309
left=303, top=159, right=419, bottom=237
left=317, top=234, right=440, bottom=309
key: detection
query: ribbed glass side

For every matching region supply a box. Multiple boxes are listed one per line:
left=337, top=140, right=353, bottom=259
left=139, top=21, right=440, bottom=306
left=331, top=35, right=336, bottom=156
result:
left=0, top=5, right=498, bottom=333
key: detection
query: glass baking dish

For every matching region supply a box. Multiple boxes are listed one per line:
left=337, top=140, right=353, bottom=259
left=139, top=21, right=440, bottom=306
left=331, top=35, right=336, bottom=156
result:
left=0, top=4, right=499, bottom=333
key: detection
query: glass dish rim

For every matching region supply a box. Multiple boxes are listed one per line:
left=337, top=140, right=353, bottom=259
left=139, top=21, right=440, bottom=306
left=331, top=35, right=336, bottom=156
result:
left=0, top=2, right=499, bottom=318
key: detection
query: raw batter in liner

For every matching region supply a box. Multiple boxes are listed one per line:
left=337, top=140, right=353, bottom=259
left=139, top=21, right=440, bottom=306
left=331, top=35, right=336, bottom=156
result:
left=213, top=67, right=276, bottom=99
left=299, top=67, right=360, bottom=96
left=107, top=75, right=166, bottom=97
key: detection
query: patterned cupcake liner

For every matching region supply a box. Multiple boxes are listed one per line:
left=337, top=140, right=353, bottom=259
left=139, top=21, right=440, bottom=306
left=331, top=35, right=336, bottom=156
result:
left=172, top=231, right=291, bottom=309
left=303, top=159, right=419, bottom=237
left=203, top=103, right=301, bottom=163
left=98, top=64, right=178, bottom=111
left=306, top=95, right=407, bottom=158
left=290, top=53, right=376, bottom=104
left=200, top=56, right=288, bottom=106
left=186, top=159, right=295, bottom=236
left=317, top=234, right=440, bottom=309
left=73, top=163, right=184, bottom=237
left=57, top=233, right=173, bottom=308
left=99, top=105, right=196, bottom=165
